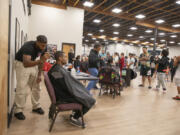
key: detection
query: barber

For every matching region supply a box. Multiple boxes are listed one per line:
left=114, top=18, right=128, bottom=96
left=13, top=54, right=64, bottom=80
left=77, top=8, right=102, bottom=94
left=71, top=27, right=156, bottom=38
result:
left=14, top=35, right=50, bottom=120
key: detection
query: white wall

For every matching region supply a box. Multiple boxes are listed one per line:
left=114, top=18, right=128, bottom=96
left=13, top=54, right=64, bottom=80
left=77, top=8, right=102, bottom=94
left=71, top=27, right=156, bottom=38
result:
left=9, top=0, right=29, bottom=112
left=168, top=46, right=180, bottom=58
left=28, top=4, right=84, bottom=56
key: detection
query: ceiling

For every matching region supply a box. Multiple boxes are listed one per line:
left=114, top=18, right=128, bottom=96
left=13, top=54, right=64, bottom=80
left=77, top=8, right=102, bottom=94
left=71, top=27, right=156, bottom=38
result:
left=31, top=0, right=180, bottom=48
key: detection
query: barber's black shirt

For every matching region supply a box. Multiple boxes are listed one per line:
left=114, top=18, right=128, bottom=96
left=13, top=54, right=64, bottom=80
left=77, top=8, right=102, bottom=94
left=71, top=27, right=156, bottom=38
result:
left=15, top=41, right=46, bottom=62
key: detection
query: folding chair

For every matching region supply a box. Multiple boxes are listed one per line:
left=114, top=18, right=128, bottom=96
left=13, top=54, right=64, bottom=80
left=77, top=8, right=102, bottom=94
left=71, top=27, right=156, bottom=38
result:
left=44, top=72, right=85, bottom=132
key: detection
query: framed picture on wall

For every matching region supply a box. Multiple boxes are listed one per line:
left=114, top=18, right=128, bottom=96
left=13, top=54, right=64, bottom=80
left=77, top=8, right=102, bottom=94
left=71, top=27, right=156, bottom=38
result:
left=21, top=30, right=24, bottom=47
left=62, top=43, right=76, bottom=62
left=15, top=18, right=20, bottom=54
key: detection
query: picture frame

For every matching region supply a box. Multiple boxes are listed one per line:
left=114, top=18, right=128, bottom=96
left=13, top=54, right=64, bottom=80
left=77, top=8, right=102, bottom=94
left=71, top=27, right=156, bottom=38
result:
left=21, top=30, right=24, bottom=47
left=15, top=18, right=20, bottom=54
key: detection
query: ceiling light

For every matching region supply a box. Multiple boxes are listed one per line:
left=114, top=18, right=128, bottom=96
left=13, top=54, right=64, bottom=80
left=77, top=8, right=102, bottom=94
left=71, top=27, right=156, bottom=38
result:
left=113, top=31, right=119, bottom=35
left=150, top=38, right=155, bottom=40
left=96, top=41, right=99, bottom=43
left=159, top=32, right=165, bottom=36
left=130, top=27, right=137, bottom=30
left=160, top=40, right=166, bottom=42
left=144, top=42, right=149, bottom=44
left=92, top=38, right=96, bottom=40
left=145, top=30, right=153, bottom=33
left=99, top=29, right=104, bottom=32
left=135, top=14, right=146, bottom=19
left=170, top=35, right=177, bottom=38
left=93, top=19, right=101, bottom=23
left=127, top=34, right=133, bottom=37
left=87, top=33, right=93, bottom=36
left=172, top=24, right=180, bottom=28
left=83, top=1, right=94, bottom=7
left=155, top=19, right=165, bottom=24
left=178, top=42, right=180, bottom=45
left=112, top=23, right=120, bottom=27
left=139, top=36, right=144, bottom=39
left=169, top=41, right=175, bottom=44
left=112, top=8, right=122, bottom=14
left=176, top=0, right=180, bottom=4
left=85, top=40, right=89, bottom=42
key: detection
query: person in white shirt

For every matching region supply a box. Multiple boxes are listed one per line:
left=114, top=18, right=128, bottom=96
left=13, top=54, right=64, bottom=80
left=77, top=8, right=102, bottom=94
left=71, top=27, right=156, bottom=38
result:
left=127, top=53, right=135, bottom=70
left=172, top=56, right=180, bottom=100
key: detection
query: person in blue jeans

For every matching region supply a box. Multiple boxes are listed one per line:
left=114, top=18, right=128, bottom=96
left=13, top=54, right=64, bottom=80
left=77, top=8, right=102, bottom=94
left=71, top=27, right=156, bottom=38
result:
left=86, top=44, right=101, bottom=92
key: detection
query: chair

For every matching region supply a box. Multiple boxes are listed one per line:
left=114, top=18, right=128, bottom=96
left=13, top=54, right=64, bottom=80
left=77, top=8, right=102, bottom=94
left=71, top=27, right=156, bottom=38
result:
left=44, top=72, right=85, bottom=132
left=98, top=66, right=123, bottom=99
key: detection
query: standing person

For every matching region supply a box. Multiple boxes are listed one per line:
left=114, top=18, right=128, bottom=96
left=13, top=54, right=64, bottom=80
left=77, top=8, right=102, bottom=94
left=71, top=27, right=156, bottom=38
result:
left=139, top=47, right=152, bottom=89
left=170, top=57, right=177, bottom=82
left=172, top=56, right=180, bottom=100
left=14, top=35, right=50, bottom=120
left=154, top=49, right=169, bottom=92
left=74, top=55, right=81, bottom=71
left=68, top=48, right=75, bottom=64
left=126, top=53, right=135, bottom=86
left=114, top=52, right=120, bottom=67
left=119, top=53, right=125, bottom=76
left=80, top=56, right=89, bottom=73
left=99, top=50, right=106, bottom=67
left=86, top=44, right=101, bottom=92
left=106, top=52, right=113, bottom=65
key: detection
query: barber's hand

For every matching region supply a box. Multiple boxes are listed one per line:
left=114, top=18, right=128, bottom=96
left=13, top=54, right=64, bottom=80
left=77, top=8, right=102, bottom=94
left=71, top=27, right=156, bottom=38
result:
left=36, top=75, right=42, bottom=83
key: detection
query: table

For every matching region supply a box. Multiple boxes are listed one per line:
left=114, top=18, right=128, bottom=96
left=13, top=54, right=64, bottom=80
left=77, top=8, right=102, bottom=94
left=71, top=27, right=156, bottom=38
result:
left=71, top=72, right=98, bottom=81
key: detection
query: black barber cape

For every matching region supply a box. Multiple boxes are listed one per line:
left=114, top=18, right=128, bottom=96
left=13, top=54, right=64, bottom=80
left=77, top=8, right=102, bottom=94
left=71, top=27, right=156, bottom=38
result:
left=48, top=64, right=95, bottom=108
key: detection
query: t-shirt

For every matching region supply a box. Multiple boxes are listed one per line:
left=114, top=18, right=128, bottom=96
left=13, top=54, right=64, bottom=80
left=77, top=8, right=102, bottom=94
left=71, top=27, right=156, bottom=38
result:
left=128, top=58, right=135, bottom=69
left=15, top=41, right=46, bottom=62
left=157, top=56, right=169, bottom=73
left=139, top=53, right=150, bottom=68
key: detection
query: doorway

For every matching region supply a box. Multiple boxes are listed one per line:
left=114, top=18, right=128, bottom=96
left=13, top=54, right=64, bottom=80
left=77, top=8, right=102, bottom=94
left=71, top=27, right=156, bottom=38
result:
left=62, top=43, right=76, bottom=61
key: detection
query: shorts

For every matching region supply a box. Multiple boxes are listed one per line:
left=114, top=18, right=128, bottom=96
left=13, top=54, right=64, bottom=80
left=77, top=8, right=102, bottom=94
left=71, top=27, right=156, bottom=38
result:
left=175, top=78, right=180, bottom=87
left=140, top=66, right=151, bottom=76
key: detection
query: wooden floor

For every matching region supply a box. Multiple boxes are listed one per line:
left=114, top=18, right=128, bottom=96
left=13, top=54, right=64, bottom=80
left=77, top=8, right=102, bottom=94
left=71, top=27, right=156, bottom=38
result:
left=7, top=75, right=180, bottom=135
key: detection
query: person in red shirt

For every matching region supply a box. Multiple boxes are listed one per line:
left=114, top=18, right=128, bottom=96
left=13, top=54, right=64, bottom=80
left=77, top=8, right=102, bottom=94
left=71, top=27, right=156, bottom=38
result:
left=119, top=53, right=125, bottom=76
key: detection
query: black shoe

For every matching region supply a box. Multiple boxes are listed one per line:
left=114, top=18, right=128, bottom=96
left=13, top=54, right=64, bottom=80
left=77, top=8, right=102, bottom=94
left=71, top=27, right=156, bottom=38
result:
left=139, top=84, right=144, bottom=87
left=148, top=86, right=152, bottom=89
left=163, top=88, right=167, bottom=91
left=14, top=112, right=26, bottom=120
left=70, top=116, right=86, bottom=128
left=32, top=108, right=45, bottom=115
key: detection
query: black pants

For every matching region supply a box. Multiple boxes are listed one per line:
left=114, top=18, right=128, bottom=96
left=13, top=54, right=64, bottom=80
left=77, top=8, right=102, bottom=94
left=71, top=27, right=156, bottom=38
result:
left=171, top=69, right=176, bottom=82
left=126, top=69, right=132, bottom=87
left=151, top=68, right=155, bottom=77
left=57, top=98, right=90, bottom=119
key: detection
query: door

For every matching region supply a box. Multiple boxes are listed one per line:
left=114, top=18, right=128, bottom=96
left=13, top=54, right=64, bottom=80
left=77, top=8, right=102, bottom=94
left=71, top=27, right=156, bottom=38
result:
left=62, top=43, right=75, bottom=62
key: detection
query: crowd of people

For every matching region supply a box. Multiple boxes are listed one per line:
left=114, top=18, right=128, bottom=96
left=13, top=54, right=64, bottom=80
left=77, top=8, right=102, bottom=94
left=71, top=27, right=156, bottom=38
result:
left=13, top=35, right=180, bottom=128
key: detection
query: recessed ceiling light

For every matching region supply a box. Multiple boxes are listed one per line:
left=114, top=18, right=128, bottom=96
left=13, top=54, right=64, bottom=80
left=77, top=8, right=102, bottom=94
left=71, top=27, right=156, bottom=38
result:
left=93, top=19, right=101, bottom=23
left=85, top=40, right=89, bottom=42
left=155, top=19, right=165, bottom=24
left=135, top=14, right=146, bottom=19
left=113, top=31, right=119, bottom=35
left=130, top=27, right=137, bottom=30
left=92, top=38, right=96, bottom=40
left=170, top=35, right=177, bottom=38
left=176, top=0, right=180, bottom=4
left=160, top=40, right=166, bottom=42
left=127, top=34, right=133, bottom=37
left=112, top=23, right=120, bottom=27
left=172, top=24, right=180, bottom=28
left=159, top=32, right=165, bottom=36
left=87, top=33, right=93, bottom=36
left=169, top=41, right=175, bottom=44
left=150, top=38, right=155, bottom=40
left=112, top=8, right=122, bottom=13
left=83, top=1, right=94, bottom=7
left=145, top=30, right=153, bottom=33
left=139, top=36, right=144, bottom=39
left=99, top=29, right=104, bottom=32
left=96, top=41, right=99, bottom=43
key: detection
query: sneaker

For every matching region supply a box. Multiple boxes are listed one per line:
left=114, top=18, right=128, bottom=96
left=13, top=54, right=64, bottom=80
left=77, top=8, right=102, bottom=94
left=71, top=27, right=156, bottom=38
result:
left=70, top=116, right=86, bottom=128
left=139, top=84, right=144, bottom=87
left=163, top=88, right=167, bottom=91
left=172, top=96, right=180, bottom=100
left=148, top=86, right=152, bottom=89
left=14, top=112, right=26, bottom=120
left=32, top=108, right=45, bottom=115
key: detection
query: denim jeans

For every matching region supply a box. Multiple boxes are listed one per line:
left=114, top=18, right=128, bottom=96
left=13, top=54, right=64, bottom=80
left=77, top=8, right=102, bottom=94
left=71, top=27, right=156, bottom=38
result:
left=86, top=68, right=98, bottom=91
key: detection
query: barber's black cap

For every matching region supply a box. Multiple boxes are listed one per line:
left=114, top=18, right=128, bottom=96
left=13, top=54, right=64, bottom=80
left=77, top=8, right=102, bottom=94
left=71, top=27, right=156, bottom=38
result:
left=36, top=35, right=47, bottom=43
